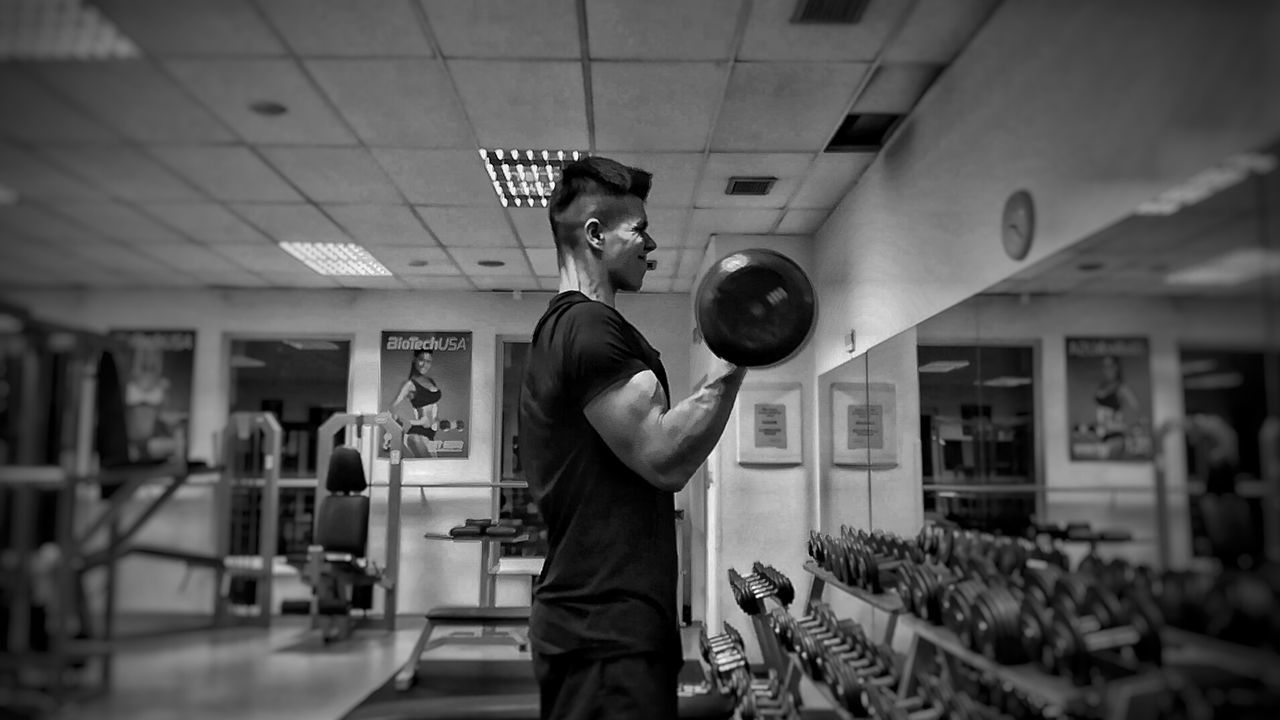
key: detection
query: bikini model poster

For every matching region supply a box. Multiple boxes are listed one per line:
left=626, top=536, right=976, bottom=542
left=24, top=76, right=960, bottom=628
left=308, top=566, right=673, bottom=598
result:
left=379, top=331, right=472, bottom=459
left=107, top=329, right=195, bottom=464
left=1065, top=336, right=1155, bottom=461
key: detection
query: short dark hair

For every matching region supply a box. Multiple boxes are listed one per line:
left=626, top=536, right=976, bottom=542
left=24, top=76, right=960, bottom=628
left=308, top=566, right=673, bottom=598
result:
left=548, top=156, right=652, bottom=249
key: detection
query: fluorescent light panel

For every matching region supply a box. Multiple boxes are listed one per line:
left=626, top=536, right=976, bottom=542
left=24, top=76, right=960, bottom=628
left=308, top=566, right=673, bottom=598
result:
left=979, top=376, right=1032, bottom=388
left=279, top=242, right=391, bottom=277
left=918, top=360, right=970, bottom=373
left=0, top=0, right=139, bottom=60
left=1136, top=153, right=1277, bottom=216
left=1165, top=247, right=1280, bottom=287
left=479, top=148, right=588, bottom=208
left=1183, top=372, right=1245, bottom=391
left=282, top=340, right=340, bottom=351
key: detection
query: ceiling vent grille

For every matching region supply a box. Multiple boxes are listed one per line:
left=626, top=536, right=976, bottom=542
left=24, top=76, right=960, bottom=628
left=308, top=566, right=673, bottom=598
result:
left=726, top=177, right=777, bottom=196
left=791, top=0, right=870, bottom=24
left=825, top=113, right=903, bottom=152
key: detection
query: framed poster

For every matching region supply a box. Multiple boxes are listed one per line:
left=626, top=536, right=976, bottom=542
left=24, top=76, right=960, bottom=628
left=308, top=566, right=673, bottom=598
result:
left=107, top=329, right=195, bottom=464
left=1066, top=337, right=1154, bottom=461
left=736, top=382, right=802, bottom=465
left=380, top=331, right=472, bottom=459
left=831, top=382, right=898, bottom=468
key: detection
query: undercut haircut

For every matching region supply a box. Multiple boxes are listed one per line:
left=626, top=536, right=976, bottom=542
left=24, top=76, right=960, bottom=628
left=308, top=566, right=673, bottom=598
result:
left=548, top=156, right=652, bottom=251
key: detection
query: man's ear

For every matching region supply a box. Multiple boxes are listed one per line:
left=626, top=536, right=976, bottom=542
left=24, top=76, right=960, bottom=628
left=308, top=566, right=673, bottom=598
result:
left=583, top=218, right=604, bottom=251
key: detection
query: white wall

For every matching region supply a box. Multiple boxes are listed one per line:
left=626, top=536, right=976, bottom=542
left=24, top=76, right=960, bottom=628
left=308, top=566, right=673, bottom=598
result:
left=918, top=293, right=1274, bottom=567
left=688, top=235, right=818, bottom=646
left=9, top=287, right=690, bottom=615
left=813, top=0, right=1280, bottom=374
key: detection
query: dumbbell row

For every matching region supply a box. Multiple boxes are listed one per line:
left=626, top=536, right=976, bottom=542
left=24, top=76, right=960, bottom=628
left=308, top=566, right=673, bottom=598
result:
left=729, top=564, right=796, bottom=615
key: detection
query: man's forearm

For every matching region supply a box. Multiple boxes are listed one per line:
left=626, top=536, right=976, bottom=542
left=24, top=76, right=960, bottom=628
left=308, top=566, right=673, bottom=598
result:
left=651, top=367, right=746, bottom=489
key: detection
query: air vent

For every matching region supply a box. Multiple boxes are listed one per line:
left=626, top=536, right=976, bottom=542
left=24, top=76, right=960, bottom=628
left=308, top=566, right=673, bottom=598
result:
left=825, top=113, right=903, bottom=152
left=726, top=177, right=777, bottom=196
left=791, top=0, right=869, bottom=24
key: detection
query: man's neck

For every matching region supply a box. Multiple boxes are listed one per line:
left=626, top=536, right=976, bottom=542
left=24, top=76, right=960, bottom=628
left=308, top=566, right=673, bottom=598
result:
left=558, top=259, right=615, bottom=307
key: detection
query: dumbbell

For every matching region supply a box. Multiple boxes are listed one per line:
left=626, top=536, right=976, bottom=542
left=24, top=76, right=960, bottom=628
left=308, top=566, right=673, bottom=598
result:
left=752, top=562, right=796, bottom=606
left=1045, top=577, right=1163, bottom=685
left=940, top=579, right=985, bottom=647
left=969, top=585, right=1027, bottom=664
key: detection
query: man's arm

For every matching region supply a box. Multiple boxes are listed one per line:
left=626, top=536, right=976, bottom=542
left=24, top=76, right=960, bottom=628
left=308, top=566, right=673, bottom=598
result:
left=584, top=361, right=747, bottom=493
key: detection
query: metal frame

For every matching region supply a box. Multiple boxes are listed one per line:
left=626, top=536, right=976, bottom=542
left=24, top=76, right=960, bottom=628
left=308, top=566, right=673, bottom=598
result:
left=217, top=411, right=283, bottom=627
left=308, top=412, right=403, bottom=638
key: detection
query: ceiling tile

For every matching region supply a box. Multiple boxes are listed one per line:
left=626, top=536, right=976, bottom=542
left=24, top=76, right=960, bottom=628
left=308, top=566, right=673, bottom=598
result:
left=306, top=60, right=473, bottom=147
left=509, top=208, right=553, bottom=248
left=232, top=203, right=352, bottom=244
left=42, top=146, right=201, bottom=201
left=647, top=209, right=692, bottom=248
left=375, top=149, right=497, bottom=205
left=526, top=248, right=558, bottom=277
left=401, top=275, right=476, bottom=290
left=470, top=274, right=542, bottom=291
left=645, top=249, right=680, bottom=278
left=676, top=247, right=707, bottom=277
left=790, top=153, right=875, bottom=208
left=711, top=63, right=869, bottom=152
left=688, top=208, right=780, bottom=242
left=739, top=0, right=909, bottom=61
left=259, top=0, right=434, bottom=57
left=421, top=0, right=580, bottom=59
left=448, top=247, right=531, bottom=276
left=883, top=0, right=1000, bottom=64
left=151, top=146, right=302, bottom=202
left=367, top=246, right=460, bottom=276
left=592, top=62, right=725, bottom=151
left=641, top=277, right=675, bottom=293
left=605, top=153, right=704, bottom=207
left=165, top=59, right=357, bottom=145
left=334, top=276, right=408, bottom=289
left=140, top=203, right=269, bottom=244
left=0, top=144, right=102, bottom=199
left=46, top=201, right=184, bottom=244
left=0, top=205, right=101, bottom=246
left=32, top=61, right=234, bottom=143
left=450, top=61, right=588, bottom=149
left=131, top=243, right=249, bottom=274
left=0, top=237, right=77, bottom=268
left=850, top=64, right=942, bottom=114
left=95, top=0, right=286, bottom=56
left=415, top=206, right=518, bottom=247
left=0, top=67, right=116, bottom=142
left=198, top=271, right=272, bottom=288
left=326, top=204, right=438, bottom=246
left=537, top=276, right=559, bottom=291
left=210, top=243, right=308, bottom=273
left=253, top=271, right=341, bottom=288
left=69, top=240, right=184, bottom=276
left=776, top=209, right=829, bottom=235
left=587, top=0, right=741, bottom=60
left=261, top=147, right=402, bottom=203
left=672, top=276, right=694, bottom=292
left=695, top=153, right=812, bottom=208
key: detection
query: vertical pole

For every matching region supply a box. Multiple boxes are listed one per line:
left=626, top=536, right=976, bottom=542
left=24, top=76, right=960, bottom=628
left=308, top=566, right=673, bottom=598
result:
left=378, top=414, right=403, bottom=628
left=258, top=413, right=282, bottom=626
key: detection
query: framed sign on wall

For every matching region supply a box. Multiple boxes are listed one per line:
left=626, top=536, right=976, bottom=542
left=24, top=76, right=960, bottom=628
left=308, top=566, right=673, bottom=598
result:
left=831, top=382, right=898, bottom=468
left=735, top=381, right=803, bottom=466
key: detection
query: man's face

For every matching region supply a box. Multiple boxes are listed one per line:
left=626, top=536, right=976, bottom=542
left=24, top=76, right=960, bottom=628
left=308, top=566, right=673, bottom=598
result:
left=595, top=194, right=656, bottom=292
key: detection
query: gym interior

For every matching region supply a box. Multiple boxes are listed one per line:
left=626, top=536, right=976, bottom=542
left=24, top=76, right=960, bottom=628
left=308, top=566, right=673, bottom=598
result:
left=2, top=1, right=1278, bottom=718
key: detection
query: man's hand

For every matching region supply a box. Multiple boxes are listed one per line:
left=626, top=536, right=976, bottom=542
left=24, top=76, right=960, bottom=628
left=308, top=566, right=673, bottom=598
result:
left=707, top=357, right=746, bottom=388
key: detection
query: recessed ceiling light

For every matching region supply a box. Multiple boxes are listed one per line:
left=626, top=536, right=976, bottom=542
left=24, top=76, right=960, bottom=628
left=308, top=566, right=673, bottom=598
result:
left=0, top=0, right=139, bottom=60
left=479, top=148, right=588, bottom=208
left=279, top=242, right=392, bottom=277
left=250, top=101, right=289, bottom=117
left=477, top=259, right=506, bottom=268
left=408, top=259, right=430, bottom=267
left=979, top=376, right=1033, bottom=388
left=1165, top=247, right=1280, bottom=286
left=1077, top=261, right=1105, bottom=272
left=918, top=360, right=971, bottom=373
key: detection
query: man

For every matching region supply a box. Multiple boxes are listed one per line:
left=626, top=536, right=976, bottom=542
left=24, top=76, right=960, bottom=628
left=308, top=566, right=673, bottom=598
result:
left=518, top=156, right=747, bottom=719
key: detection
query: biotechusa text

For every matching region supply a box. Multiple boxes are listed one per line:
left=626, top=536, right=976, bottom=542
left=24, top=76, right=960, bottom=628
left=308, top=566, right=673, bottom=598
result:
left=385, top=335, right=469, bottom=352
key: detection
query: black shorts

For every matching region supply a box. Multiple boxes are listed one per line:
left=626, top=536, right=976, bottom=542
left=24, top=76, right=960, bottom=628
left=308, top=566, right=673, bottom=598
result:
left=532, top=651, right=678, bottom=720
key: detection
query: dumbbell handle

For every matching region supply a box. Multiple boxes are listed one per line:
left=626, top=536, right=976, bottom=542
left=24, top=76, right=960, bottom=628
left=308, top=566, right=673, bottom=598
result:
left=1082, top=624, right=1141, bottom=653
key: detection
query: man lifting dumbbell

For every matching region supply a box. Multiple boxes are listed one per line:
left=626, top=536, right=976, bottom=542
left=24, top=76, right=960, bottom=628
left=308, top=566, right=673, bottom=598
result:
left=518, top=156, right=749, bottom=719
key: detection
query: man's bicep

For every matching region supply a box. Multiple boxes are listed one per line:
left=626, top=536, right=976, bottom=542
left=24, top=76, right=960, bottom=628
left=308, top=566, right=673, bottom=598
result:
left=583, top=370, right=669, bottom=479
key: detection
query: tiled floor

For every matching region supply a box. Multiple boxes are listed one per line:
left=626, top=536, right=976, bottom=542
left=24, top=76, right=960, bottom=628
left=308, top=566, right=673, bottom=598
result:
left=58, top=616, right=524, bottom=720
left=55, top=618, right=707, bottom=720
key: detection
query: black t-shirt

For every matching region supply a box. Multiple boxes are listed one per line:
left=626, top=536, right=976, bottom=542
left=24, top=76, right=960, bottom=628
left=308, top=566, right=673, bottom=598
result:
left=518, top=291, right=679, bottom=661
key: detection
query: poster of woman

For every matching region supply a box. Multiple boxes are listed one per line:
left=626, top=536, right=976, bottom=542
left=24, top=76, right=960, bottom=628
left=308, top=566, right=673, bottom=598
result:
left=1065, top=336, right=1154, bottom=461
left=379, top=331, right=472, bottom=459
left=107, top=329, right=195, bottom=463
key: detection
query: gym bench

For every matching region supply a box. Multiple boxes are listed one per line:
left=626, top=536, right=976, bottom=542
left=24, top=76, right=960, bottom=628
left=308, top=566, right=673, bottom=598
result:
left=394, top=606, right=532, bottom=691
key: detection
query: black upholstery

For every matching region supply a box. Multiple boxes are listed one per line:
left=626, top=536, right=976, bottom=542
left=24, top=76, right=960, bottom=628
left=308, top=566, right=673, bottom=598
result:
left=327, top=446, right=369, bottom=493
left=317, top=495, right=370, bottom=556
